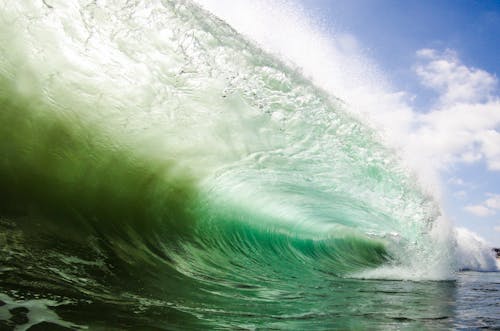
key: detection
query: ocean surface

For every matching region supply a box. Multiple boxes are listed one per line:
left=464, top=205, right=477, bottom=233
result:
left=0, top=1, right=498, bottom=330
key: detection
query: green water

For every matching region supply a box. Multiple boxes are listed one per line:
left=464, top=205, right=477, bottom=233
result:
left=1, top=0, right=491, bottom=330
left=0, top=211, right=459, bottom=330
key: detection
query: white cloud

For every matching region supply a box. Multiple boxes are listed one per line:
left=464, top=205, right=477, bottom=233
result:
left=406, top=101, right=500, bottom=172
left=416, top=48, right=436, bottom=58
left=415, top=49, right=498, bottom=106
left=460, top=151, right=483, bottom=163
left=494, top=226, right=500, bottom=233
left=407, top=49, right=500, bottom=172
left=463, top=194, right=500, bottom=217
left=478, top=130, right=500, bottom=170
left=485, top=194, right=500, bottom=209
left=464, top=204, right=495, bottom=217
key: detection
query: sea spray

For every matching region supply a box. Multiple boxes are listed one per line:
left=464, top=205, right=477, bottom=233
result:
left=455, top=227, right=499, bottom=272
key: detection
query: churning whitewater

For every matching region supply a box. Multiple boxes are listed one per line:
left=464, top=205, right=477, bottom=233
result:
left=0, top=0, right=464, bottom=330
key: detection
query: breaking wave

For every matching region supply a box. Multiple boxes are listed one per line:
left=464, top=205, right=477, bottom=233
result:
left=0, top=0, right=480, bottom=329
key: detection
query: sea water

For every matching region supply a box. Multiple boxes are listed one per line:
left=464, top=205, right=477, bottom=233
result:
left=0, top=1, right=498, bottom=330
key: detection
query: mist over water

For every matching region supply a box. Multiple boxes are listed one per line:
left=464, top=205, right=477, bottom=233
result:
left=0, top=1, right=497, bottom=330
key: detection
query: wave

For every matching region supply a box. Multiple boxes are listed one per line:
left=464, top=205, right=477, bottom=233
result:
left=0, top=0, right=466, bottom=328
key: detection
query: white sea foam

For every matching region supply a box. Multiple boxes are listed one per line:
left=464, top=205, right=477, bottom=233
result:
left=0, top=293, right=84, bottom=331
left=455, top=227, right=499, bottom=272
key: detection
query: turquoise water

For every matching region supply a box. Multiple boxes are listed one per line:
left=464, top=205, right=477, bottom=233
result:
left=0, top=0, right=498, bottom=330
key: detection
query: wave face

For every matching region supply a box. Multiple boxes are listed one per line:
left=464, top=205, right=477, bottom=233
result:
left=0, top=0, right=454, bottom=329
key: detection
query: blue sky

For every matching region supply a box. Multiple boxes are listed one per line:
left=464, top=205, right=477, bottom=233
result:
left=301, top=0, right=500, bottom=245
left=302, top=0, right=500, bottom=108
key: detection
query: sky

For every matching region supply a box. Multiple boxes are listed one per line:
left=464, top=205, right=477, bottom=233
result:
left=300, top=0, right=500, bottom=246
left=195, top=0, right=500, bottom=246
